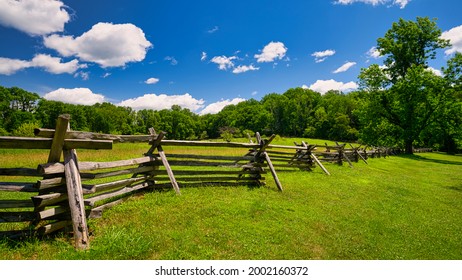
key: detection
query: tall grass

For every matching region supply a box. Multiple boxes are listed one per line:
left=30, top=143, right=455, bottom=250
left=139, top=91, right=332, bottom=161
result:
left=0, top=141, right=461, bottom=259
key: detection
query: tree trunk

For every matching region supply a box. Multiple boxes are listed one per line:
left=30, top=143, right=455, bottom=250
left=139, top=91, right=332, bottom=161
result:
left=404, top=138, right=414, bottom=154
left=443, top=135, right=457, bottom=155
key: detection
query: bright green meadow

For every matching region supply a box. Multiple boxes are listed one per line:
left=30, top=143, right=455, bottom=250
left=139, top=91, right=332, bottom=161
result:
left=0, top=139, right=461, bottom=260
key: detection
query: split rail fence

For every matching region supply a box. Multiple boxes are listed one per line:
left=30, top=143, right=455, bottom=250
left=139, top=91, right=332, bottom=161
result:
left=0, top=114, right=431, bottom=249
left=0, top=115, right=285, bottom=249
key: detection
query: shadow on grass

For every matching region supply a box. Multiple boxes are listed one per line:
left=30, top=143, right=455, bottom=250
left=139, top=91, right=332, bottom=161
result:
left=152, top=182, right=264, bottom=193
left=446, top=185, right=462, bottom=192
left=399, top=153, right=462, bottom=166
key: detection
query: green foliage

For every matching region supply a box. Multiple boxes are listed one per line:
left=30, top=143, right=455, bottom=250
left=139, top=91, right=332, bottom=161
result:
left=219, top=126, right=240, bottom=142
left=377, top=17, right=450, bottom=81
left=199, top=131, right=209, bottom=140
left=359, top=17, right=460, bottom=153
left=12, top=121, right=41, bottom=137
left=0, top=127, right=9, bottom=136
left=242, top=129, right=255, bottom=138
left=0, top=86, right=40, bottom=132
left=220, top=131, right=233, bottom=142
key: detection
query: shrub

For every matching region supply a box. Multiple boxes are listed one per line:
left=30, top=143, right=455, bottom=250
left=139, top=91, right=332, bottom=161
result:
left=220, top=131, right=233, bottom=142
left=12, top=121, right=41, bottom=137
left=0, top=127, right=9, bottom=136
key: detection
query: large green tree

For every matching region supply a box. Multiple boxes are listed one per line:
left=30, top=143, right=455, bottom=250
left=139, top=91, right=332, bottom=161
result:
left=359, top=17, right=451, bottom=153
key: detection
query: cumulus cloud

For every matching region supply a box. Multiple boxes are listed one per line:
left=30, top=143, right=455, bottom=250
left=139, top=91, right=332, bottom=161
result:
left=43, top=22, right=152, bottom=68
left=441, top=25, right=462, bottom=55
left=210, top=55, right=238, bottom=70
left=30, top=54, right=83, bottom=74
left=0, top=57, right=30, bottom=75
left=232, top=64, right=260, bottom=74
left=334, top=0, right=411, bottom=9
left=0, top=0, right=70, bottom=36
left=254, top=42, right=287, bottom=63
left=311, top=49, right=336, bottom=63
left=199, top=98, right=246, bottom=115
left=333, top=61, right=357, bottom=73
left=145, top=77, right=160, bottom=84
left=0, top=54, right=85, bottom=75
left=118, top=93, right=204, bottom=112
left=308, top=79, right=359, bottom=94
left=44, top=88, right=106, bottom=105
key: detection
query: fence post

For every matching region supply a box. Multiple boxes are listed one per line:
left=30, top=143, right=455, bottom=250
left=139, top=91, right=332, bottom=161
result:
left=63, top=149, right=89, bottom=250
left=51, top=114, right=89, bottom=249
left=255, top=133, right=283, bottom=191
left=47, top=114, right=70, bottom=163
left=302, top=141, right=331, bottom=175
left=146, top=129, right=180, bottom=195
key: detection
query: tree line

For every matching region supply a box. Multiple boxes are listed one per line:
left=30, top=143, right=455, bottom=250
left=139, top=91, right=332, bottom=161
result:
left=0, top=85, right=360, bottom=140
left=1, top=17, right=461, bottom=154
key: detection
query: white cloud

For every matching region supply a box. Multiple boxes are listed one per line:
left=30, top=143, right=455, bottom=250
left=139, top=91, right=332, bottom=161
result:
left=210, top=55, right=238, bottom=70
left=311, top=49, right=336, bottom=63
left=44, top=88, right=106, bottom=105
left=0, top=57, right=30, bottom=75
left=367, top=46, right=382, bottom=59
left=164, top=56, right=178, bottom=65
left=30, top=54, right=83, bottom=74
left=199, top=98, right=246, bottom=115
left=0, top=0, right=70, bottom=36
left=333, top=61, right=357, bottom=73
left=145, top=77, right=160, bottom=84
left=44, top=22, right=152, bottom=67
left=334, top=0, right=410, bottom=9
left=0, top=54, right=85, bottom=75
left=309, top=79, right=359, bottom=94
left=118, top=93, right=204, bottom=112
left=441, top=25, right=462, bottom=55
left=232, top=64, right=260, bottom=74
left=254, top=42, right=287, bottom=63
left=201, top=52, right=207, bottom=61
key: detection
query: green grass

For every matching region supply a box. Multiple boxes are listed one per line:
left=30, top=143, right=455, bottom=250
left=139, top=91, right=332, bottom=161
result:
left=1, top=141, right=461, bottom=259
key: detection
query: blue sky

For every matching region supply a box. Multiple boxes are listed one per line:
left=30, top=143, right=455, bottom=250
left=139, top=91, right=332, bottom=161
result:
left=1, top=0, right=461, bottom=114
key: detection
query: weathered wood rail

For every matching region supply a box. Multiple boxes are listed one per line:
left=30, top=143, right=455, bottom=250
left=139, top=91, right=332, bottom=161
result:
left=264, top=141, right=331, bottom=175
left=261, top=140, right=432, bottom=169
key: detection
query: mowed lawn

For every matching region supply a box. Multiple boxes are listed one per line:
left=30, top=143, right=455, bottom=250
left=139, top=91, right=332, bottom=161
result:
left=0, top=140, right=461, bottom=260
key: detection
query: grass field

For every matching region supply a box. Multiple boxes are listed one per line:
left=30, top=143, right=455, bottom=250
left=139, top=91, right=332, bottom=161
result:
left=1, top=139, right=462, bottom=260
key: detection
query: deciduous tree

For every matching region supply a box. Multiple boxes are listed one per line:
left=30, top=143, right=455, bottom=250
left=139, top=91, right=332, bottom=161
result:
left=359, top=17, right=451, bottom=153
